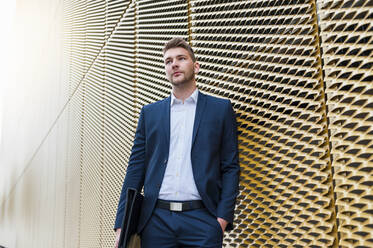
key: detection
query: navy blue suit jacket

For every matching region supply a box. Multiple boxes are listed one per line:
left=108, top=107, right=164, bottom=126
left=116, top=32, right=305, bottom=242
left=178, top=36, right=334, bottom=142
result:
left=114, top=91, right=240, bottom=232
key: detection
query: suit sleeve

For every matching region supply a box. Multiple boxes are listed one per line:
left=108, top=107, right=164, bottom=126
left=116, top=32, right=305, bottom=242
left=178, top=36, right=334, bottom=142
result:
left=114, top=107, right=146, bottom=230
left=216, top=100, right=240, bottom=231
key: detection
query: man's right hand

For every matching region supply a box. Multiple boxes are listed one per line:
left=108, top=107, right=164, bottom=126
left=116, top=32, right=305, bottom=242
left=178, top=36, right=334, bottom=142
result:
left=114, top=228, right=121, bottom=248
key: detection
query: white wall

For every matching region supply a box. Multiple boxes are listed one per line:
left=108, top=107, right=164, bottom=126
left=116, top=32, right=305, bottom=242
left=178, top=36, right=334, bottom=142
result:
left=0, top=0, right=69, bottom=247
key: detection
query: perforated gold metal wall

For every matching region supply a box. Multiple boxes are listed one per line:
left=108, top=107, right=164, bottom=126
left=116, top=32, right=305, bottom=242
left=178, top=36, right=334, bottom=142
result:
left=135, top=0, right=189, bottom=108
left=1, top=0, right=368, bottom=247
left=189, top=0, right=337, bottom=247
left=102, top=2, right=136, bottom=246
left=317, top=1, right=373, bottom=247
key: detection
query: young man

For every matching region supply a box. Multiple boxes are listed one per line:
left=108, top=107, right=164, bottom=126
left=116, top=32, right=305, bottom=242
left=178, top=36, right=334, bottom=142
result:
left=114, top=37, right=240, bottom=248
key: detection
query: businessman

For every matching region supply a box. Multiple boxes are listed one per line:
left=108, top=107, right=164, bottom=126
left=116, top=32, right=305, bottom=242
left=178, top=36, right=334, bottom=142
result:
left=114, top=37, right=240, bottom=248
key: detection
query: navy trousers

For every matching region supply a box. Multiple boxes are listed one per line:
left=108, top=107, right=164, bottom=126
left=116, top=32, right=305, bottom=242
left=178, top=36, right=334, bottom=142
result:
left=141, top=207, right=223, bottom=248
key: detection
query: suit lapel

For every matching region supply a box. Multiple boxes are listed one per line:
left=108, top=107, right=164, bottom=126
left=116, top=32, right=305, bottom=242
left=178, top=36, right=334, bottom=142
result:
left=192, top=92, right=206, bottom=147
left=162, top=96, right=171, bottom=151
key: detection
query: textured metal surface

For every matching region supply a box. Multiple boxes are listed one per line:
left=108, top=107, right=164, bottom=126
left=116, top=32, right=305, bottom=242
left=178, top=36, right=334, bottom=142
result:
left=64, top=88, right=84, bottom=248
left=135, top=0, right=189, bottom=109
left=317, top=0, right=373, bottom=247
left=50, top=0, right=373, bottom=247
left=190, top=1, right=336, bottom=247
left=102, top=2, right=136, bottom=246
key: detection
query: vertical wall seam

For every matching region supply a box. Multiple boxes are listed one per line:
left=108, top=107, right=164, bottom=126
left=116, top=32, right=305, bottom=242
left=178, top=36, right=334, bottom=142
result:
left=78, top=3, right=88, bottom=246
left=134, top=0, right=138, bottom=119
left=98, top=1, right=108, bottom=247
left=187, top=0, right=192, bottom=45
left=63, top=0, right=71, bottom=246
left=314, top=1, right=340, bottom=247
left=78, top=74, right=85, bottom=248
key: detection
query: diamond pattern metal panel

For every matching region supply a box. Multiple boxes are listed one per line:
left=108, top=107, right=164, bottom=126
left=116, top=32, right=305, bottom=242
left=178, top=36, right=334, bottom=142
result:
left=101, top=2, right=137, bottom=246
left=79, top=55, right=106, bottom=248
left=190, top=0, right=336, bottom=247
left=63, top=1, right=86, bottom=247
left=57, top=0, right=373, bottom=247
left=106, top=0, right=131, bottom=38
left=135, top=0, right=189, bottom=111
left=64, top=88, right=84, bottom=248
left=67, top=0, right=89, bottom=95
left=317, top=0, right=373, bottom=247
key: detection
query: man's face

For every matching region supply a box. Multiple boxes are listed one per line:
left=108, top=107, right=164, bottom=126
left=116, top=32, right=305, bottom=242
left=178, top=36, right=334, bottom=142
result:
left=164, top=47, right=199, bottom=87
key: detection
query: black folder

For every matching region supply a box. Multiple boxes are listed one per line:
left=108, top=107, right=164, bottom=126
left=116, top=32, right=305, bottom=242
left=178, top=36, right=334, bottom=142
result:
left=118, top=188, right=144, bottom=248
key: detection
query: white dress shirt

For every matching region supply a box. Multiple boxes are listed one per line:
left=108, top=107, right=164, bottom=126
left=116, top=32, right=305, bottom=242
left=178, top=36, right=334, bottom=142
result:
left=158, top=89, right=202, bottom=201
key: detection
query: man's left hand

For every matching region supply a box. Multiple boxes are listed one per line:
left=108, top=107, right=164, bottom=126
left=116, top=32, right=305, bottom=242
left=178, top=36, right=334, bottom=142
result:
left=217, top=217, right=228, bottom=233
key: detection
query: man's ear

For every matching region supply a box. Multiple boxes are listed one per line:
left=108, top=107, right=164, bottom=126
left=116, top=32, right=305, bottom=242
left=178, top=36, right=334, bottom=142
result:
left=194, top=61, right=200, bottom=74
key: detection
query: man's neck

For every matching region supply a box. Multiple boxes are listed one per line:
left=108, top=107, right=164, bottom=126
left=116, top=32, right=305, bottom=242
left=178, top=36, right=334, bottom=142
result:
left=172, top=83, right=197, bottom=102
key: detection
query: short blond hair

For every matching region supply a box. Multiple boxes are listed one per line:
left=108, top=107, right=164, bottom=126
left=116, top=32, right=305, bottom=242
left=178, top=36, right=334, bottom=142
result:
left=163, top=37, right=196, bottom=62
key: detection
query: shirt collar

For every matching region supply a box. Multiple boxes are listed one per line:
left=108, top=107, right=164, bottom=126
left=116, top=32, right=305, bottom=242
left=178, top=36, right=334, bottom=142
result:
left=171, top=88, right=199, bottom=106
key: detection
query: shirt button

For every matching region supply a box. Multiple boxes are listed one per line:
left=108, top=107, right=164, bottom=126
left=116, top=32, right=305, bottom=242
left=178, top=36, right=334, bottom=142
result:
left=164, top=159, right=168, bottom=164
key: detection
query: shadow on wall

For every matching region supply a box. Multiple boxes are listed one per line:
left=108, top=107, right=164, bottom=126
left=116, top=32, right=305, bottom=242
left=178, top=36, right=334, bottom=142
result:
left=0, top=167, right=18, bottom=224
left=20, top=163, right=37, bottom=225
left=0, top=167, right=17, bottom=247
left=0, top=164, right=37, bottom=247
left=0, top=193, right=4, bottom=224
left=0, top=162, right=37, bottom=222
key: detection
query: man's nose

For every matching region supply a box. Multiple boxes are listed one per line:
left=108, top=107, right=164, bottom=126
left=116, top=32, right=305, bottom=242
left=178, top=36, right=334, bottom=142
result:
left=171, top=60, right=179, bottom=68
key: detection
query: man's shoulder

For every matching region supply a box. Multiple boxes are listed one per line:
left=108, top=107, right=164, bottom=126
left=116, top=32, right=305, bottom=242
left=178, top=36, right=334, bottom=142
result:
left=142, top=96, right=169, bottom=111
left=202, top=92, right=231, bottom=106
